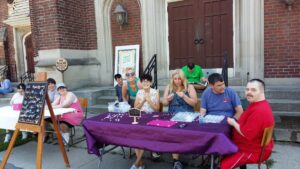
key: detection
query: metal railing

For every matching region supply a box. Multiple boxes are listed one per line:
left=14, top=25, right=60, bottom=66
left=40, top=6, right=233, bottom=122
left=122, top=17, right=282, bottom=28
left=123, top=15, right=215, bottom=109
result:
left=142, top=54, right=157, bottom=89
left=221, top=51, right=228, bottom=87
left=20, top=71, right=35, bottom=83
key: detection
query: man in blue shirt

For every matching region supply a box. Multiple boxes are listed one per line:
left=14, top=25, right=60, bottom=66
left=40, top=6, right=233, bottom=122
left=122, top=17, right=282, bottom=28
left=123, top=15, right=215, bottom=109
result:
left=200, top=73, right=243, bottom=119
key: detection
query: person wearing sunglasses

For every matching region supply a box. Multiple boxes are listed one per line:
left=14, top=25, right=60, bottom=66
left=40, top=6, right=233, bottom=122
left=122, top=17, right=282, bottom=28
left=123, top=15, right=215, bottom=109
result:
left=122, top=67, right=142, bottom=107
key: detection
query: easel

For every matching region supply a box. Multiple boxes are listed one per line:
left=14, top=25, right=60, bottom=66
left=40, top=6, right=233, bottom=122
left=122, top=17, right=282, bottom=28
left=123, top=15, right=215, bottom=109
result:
left=0, top=94, right=70, bottom=169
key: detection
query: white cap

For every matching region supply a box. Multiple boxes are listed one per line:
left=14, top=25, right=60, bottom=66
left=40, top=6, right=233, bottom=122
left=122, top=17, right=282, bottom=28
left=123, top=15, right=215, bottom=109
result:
left=56, top=83, right=66, bottom=90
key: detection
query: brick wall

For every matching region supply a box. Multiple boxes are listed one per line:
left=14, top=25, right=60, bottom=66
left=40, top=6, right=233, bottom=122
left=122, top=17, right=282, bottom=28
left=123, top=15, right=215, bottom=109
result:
left=0, top=1, right=17, bottom=81
left=264, top=0, right=300, bottom=78
left=111, top=0, right=143, bottom=73
left=29, top=0, right=97, bottom=52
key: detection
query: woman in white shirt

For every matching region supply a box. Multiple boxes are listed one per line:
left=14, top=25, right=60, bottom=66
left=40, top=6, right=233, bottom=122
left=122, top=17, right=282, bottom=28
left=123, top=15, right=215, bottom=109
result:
left=4, top=83, right=27, bottom=143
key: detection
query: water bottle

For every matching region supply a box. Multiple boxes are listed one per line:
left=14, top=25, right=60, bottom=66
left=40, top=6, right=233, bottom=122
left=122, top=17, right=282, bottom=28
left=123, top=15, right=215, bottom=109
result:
left=199, top=116, right=206, bottom=124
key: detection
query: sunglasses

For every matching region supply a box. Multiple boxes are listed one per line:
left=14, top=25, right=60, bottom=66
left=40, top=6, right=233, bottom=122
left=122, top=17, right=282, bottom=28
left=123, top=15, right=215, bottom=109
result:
left=126, top=72, right=135, bottom=77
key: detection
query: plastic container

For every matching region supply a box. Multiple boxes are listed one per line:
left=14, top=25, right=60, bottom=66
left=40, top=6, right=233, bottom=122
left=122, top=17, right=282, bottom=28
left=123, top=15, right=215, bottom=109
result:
left=198, top=116, right=206, bottom=124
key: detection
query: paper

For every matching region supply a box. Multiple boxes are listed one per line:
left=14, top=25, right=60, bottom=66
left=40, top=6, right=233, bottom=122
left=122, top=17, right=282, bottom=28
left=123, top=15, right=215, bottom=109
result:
left=204, top=115, right=225, bottom=123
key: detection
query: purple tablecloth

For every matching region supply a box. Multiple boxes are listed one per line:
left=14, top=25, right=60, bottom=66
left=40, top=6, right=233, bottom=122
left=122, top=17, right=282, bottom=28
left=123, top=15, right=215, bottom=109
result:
left=83, top=112, right=238, bottom=157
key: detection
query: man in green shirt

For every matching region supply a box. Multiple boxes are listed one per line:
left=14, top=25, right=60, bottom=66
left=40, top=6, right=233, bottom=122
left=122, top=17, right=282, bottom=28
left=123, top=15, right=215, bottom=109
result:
left=182, top=63, right=208, bottom=90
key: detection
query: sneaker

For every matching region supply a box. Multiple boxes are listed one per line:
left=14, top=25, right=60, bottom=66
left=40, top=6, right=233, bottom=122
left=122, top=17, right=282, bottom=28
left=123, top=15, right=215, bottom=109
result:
left=130, top=164, right=138, bottom=169
left=173, top=161, right=183, bottom=169
left=62, top=132, right=70, bottom=145
left=152, top=152, right=161, bottom=161
left=21, top=132, right=28, bottom=140
left=4, top=133, right=11, bottom=143
left=138, top=165, right=145, bottom=169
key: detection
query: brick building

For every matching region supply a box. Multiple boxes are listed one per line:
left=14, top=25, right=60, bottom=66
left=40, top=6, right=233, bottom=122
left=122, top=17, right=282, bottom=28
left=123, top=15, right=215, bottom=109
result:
left=0, top=0, right=299, bottom=88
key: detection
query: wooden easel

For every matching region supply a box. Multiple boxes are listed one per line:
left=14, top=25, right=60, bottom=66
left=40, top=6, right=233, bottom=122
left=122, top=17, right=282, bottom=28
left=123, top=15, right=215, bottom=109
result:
left=0, top=94, right=70, bottom=169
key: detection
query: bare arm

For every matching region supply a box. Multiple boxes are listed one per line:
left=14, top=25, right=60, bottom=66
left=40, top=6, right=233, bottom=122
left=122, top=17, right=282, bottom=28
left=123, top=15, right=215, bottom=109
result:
left=176, top=85, right=197, bottom=106
left=227, top=117, right=244, bottom=136
left=162, top=85, right=173, bottom=106
left=122, top=83, right=129, bottom=101
left=233, top=105, right=243, bottom=120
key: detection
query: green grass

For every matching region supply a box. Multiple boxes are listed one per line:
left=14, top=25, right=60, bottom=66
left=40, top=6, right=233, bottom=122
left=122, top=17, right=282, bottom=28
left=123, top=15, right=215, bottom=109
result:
left=0, top=129, right=35, bottom=152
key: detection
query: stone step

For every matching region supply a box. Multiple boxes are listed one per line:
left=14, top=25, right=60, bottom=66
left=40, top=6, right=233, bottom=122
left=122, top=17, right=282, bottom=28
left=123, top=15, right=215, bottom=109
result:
left=269, top=99, right=300, bottom=112
left=88, top=104, right=108, bottom=113
left=95, top=96, right=116, bottom=105
left=274, top=128, right=300, bottom=142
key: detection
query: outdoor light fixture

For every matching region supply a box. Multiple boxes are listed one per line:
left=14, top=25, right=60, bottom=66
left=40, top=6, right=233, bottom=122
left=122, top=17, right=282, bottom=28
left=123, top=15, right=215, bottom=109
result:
left=281, top=0, right=295, bottom=11
left=113, top=3, right=127, bottom=28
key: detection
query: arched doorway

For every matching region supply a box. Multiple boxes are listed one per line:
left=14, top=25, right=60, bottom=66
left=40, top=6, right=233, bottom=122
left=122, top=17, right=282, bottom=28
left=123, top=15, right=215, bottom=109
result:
left=24, top=33, right=35, bottom=73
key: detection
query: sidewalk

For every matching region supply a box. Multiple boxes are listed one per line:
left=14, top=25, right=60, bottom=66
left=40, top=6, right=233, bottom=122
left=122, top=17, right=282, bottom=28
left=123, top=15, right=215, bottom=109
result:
left=0, top=141, right=299, bottom=169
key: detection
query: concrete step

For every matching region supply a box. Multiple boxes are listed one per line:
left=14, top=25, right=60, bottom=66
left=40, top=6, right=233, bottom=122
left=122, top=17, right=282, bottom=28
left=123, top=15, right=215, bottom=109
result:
left=274, top=128, right=300, bottom=142
left=95, top=96, right=117, bottom=105
left=88, top=104, right=108, bottom=113
left=269, top=99, right=300, bottom=112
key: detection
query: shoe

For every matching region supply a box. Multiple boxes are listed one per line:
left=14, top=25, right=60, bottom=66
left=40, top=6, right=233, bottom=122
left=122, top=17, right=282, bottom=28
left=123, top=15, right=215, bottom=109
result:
left=138, top=165, right=145, bottom=169
left=62, top=132, right=70, bottom=145
left=130, top=164, right=138, bottom=169
left=21, top=132, right=28, bottom=140
left=152, top=152, right=161, bottom=161
left=4, top=133, right=11, bottom=143
left=173, top=161, right=183, bottom=169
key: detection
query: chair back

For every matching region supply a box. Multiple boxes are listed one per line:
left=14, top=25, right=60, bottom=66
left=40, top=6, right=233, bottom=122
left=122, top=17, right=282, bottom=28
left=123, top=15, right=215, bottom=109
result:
left=159, top=102, right=163, bottom=112
left=258, top=126, right=274, bottom=168
left=78, top=98, right=88, bottom=119
left=194, top=99, right=201, bottom=112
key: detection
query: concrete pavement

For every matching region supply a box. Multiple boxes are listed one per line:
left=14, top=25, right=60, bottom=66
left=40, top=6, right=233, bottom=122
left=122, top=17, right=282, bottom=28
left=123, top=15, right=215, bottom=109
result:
left=0, top=141, right=300, bottom=169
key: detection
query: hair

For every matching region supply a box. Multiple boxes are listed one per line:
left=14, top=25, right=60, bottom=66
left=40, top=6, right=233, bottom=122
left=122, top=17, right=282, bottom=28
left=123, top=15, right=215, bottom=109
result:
left=168, top=69, right=188, bottom=93
left=249, top=78, right=265, bottom=91
left=0, top=75, right=5, bottom=81
left=114, top=74, right=122, bottom=80
left=47, top=78, right=56, bottom=85
left=17, top=83, right=26, bottom=90
left=140, top=74, right=152, bottom=82
left=126, top=67, right=135, bottom=73
left=187, top=63, right=195, bottom=70
left=208, top=73, right=224, bottom=85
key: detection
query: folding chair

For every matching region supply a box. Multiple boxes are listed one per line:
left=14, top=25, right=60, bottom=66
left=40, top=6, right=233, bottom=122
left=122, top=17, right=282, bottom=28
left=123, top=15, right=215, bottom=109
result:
left=258, top=126, right=274, bottom=169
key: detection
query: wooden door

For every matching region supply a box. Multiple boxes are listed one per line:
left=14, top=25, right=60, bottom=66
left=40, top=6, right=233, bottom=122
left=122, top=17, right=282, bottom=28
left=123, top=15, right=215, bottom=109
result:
left=168, top=0, right=233, bottom=69
left=25, top=34, right=35, bottom=73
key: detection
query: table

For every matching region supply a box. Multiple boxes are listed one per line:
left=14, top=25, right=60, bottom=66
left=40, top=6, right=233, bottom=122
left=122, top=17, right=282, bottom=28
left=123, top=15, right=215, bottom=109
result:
left=0, top=106, right=75, bottom=130
left=83, top=112, right=237, bottom=163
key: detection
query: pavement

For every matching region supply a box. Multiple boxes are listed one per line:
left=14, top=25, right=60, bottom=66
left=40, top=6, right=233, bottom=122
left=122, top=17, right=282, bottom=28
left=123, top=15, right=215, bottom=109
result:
left=0, top=140, right=300, bottom=169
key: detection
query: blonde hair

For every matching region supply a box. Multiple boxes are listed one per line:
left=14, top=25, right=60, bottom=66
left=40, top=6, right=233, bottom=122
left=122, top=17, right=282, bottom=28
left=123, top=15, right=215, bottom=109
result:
left=168, top=69, right=188, bottom=93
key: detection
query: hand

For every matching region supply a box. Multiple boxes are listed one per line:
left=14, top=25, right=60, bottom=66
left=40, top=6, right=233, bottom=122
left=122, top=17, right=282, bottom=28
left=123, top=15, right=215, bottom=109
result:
left=167, top=93, right=174, bottom=101
left=227, top=117, right=236, bottom=126
left=176, top=91, right=185, bottom=98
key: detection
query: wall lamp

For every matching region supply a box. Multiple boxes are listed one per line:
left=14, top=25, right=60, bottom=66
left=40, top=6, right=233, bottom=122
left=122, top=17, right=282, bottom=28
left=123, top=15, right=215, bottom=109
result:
left=281, top=0, right=295, bottom=11
left=113, top=3, right=128, bottom=28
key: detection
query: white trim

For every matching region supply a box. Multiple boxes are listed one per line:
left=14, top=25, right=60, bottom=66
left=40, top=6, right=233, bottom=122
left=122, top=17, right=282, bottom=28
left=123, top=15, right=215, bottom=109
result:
left=22, top=32, right=31, bottom=72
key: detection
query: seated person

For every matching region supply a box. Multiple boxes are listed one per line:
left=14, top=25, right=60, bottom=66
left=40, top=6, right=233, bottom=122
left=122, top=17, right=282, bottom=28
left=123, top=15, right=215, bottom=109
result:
left=51, top=83, right=84, bottom=145
left=47, top=78, right=59, bottom=103
left=221, top=79, right=275, bottom=169
left=162, top=69, right=197, bottom=169
left=0, top=75, right=13, bottom=94
left=114, top=74, right=123, bottom=102
left=4, top=83, right=27, bottom=143
left=122, top=67, right=142, bottom=107
left=181, top=63, right=208, bottom=90
left=131, top=74, right=160, bottom=169
left=200, top=73, right=243, bottom=119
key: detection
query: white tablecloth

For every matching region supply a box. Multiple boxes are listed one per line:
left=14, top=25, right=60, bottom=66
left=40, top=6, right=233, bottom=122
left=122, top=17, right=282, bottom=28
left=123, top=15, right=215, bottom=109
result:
left=0, top=106, right=75, bottom=130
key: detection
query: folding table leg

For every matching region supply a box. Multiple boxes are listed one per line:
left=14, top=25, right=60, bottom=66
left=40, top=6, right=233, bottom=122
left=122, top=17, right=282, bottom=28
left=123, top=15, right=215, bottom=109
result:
left=210, top=154, right=214, bottom=169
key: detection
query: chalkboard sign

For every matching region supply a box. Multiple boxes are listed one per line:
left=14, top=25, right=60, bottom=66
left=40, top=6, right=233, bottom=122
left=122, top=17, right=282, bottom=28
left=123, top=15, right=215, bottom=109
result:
left=128, top=108, right=141, bottom=117
left=18, top=82, right=48, bottom=125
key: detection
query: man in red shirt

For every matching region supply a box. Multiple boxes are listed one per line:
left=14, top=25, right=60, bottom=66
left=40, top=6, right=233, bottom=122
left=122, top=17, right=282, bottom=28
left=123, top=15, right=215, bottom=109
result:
left=221, top=79, right=274, bottom=169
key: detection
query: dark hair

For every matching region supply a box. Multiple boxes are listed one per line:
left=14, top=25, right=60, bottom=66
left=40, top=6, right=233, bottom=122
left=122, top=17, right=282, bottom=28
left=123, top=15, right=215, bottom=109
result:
left=249, top=78, right=265, bottom=91
left=187, top=63, right=195, bottom=70
left=47, top=78, right=56, bottom=84
left=17, top=83, right=26, bottom=90
left=140, top=74, right=152, bottom=82
left=208, top=73, right=224, bottom=84
left=114, top=74, right=122, bottom=80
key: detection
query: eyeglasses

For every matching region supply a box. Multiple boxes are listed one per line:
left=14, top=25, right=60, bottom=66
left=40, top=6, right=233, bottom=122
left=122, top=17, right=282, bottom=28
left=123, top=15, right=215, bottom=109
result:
left=126, top=72, right=135, bottom=77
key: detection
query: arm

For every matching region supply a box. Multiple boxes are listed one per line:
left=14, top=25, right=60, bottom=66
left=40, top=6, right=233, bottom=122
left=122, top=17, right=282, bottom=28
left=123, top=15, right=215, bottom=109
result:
left=176, top=85, right=197, bottom=106
left=199, top=108, right=206, bottom=116
left=10, top=93, right=17, bottom=105
left=146, top=90, right=160, bottom=112
left=227, top=117, right=244, bottom=136
left=162, top=85, right=173, bottom=106
left=234, top=105, right=243, bottom=120
left=122, top=83, right=129, bottom=101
